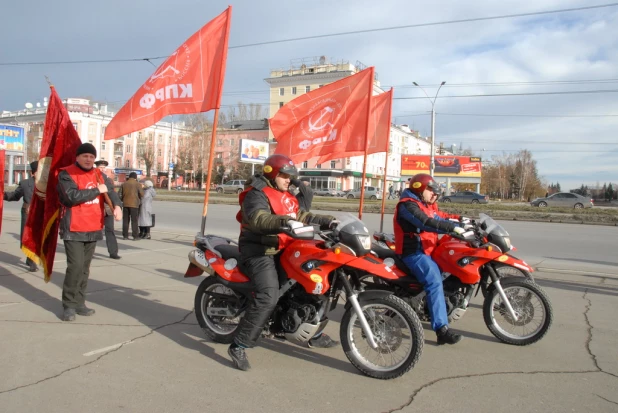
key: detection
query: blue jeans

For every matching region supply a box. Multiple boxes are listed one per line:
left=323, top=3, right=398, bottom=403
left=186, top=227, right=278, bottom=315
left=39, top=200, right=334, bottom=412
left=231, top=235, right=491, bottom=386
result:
left=401, top=253, right=448, bottom=331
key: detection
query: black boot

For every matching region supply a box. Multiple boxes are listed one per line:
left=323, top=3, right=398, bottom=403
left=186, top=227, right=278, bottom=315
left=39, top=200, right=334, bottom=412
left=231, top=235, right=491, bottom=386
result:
left=139, top=228, right=146, bottom=238
left=228, top=343, right=251, bottom=371
left=436, top=326, right=463, bottom=345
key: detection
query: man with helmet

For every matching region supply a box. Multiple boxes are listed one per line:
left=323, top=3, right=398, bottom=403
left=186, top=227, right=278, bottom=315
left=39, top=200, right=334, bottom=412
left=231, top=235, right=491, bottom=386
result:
left=394, top=173, right=466, bottom=345
left=228, top=154, right=338, bottom=371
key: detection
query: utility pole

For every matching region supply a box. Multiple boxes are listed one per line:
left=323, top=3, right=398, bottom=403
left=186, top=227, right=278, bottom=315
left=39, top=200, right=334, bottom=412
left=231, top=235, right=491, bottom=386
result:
left=413, top=81, right=446, bottom=177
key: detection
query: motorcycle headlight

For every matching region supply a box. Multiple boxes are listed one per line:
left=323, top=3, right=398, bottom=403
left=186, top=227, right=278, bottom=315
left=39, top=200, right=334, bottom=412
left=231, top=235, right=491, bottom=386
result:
left=357, top=235, right=371, bottom=250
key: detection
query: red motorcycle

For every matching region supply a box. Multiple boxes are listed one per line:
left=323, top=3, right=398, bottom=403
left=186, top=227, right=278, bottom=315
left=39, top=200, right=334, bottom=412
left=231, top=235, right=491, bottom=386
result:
left=365, top=214, right=552, bottom=345
left=184, top=215, right=424, bottom=380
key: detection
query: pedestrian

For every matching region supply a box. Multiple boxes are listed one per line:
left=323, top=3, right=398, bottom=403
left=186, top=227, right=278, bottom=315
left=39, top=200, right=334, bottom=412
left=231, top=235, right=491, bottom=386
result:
left=119, top=172, right=143, bottom=240
left=95, top=160, right=121, bottom=259
left=3, top=160, right=39, bottom=272
left=138, top=180, right=156, bottom=239
left=388, top=184, right=394, bottom=200
left=57, top=143, right=122, bottom=322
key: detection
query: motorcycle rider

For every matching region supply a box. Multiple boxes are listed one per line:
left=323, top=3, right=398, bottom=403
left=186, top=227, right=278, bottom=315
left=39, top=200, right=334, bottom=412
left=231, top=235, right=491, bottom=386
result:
left=228, top=154, right=339, bottom=371
left=394, top=173, right=466, bottom=345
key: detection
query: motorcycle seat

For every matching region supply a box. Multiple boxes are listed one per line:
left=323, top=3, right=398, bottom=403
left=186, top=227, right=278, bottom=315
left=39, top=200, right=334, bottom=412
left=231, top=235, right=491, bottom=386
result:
left=214, top=244, right=241, bottom=261
left=372, top=242, right=418, bottom=280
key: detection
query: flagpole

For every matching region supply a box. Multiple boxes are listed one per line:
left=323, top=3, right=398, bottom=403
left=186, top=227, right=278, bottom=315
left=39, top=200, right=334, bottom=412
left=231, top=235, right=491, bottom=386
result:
left=358, top=67, right=375, bottom=220
left=200, top=109, right=220, bottom=235
left=379, top=88, right=394, bottom=232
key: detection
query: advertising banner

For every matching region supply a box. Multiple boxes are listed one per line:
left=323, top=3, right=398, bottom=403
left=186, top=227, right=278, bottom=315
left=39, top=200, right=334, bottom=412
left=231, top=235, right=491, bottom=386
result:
left=240, top=139, right=269, bottom=164
left=0, top=124, right=25, bottom=151
left=401, top=155, right=482, bottom=178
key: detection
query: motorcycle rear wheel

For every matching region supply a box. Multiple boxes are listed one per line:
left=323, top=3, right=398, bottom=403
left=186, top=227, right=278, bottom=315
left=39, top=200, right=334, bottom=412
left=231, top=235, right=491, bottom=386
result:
left=340, top=295, right=424, bottom=380
left=195, top=277, right=244, bottom=344
left=483, top=277, right=552, bottom=345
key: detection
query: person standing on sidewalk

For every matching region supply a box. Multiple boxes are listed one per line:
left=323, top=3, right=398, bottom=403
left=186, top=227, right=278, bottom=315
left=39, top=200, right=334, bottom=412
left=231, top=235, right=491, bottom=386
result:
left=119, top=172, right=143, bottom=240
left=95, top=160, right=121, bottom=259
left=57, top=143, right=122, bottom=322
left=3, top=161, right=39, bottom=272
left=138, top=180, right=156, bottom=239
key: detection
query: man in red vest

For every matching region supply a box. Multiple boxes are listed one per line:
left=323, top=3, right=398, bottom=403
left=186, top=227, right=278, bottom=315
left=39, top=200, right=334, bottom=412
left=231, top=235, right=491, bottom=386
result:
left=393, top=174, right=466, bottom=345
left=57, top=143, right=122, bottom=322
left=228, top=154, right=337, bottom=371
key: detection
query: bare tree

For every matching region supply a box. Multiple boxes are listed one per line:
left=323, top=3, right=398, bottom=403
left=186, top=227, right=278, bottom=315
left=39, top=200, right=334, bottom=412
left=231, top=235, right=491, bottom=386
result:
left=137, top=137, right=155, bottom=177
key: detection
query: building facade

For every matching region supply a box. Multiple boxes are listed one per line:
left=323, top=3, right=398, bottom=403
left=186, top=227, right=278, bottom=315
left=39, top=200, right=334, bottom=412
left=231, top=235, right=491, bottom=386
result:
left=264, top=57, right=431, bottom=191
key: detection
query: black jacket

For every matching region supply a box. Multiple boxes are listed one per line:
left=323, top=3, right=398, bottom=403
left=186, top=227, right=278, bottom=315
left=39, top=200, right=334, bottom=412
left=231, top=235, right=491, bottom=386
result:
left=238, top=175, right=333, bottom=258
left=57, top=164, right=121, bottom=242
left=4, top=177, right=35, bottom=211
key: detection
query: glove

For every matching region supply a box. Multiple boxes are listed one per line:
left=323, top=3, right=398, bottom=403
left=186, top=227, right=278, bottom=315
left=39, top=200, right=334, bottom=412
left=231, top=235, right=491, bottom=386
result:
left=287, top=220, right=304, bottom=230
left=463, top=224, right=474, bottom=230
left=328, top=219, right=340, bottom=230
left=290, top=178, right=301, bottom=188
left=453, top=227, right=466, bottom=235
left=459, top=216, right=471, bottom=224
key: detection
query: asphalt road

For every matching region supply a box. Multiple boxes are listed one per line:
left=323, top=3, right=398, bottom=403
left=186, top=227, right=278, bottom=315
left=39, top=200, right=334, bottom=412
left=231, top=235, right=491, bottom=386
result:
left=1, top=201, right=617, bottom=412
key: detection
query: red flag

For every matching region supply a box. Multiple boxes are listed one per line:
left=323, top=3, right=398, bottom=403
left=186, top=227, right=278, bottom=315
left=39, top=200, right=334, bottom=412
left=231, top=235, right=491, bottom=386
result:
left=0, top=150, right=4, bottom=234
left=104, top=7, right=232, bottom=140
left=270, top=67, right=374, bottom=164
left=317, top=88, right=393, bottom=163
left=21, top=87, right=82, bottom=281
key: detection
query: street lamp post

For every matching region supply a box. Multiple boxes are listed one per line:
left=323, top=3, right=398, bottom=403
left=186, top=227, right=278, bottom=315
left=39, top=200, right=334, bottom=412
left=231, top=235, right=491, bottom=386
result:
left=412, top=81, right=446, bottom=177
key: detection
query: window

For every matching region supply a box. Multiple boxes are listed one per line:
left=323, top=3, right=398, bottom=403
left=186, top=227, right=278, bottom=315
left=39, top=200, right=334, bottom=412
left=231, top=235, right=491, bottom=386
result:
left=126, top=145, right=131, bottom=154
left=115, top=159, right=120, bottom=167
left=102, top=126, right=107, bottom=136
left=305, top=86, right=311, bottom=93
left=125, top=160, right=130, bottom=167
left=279, top=102, right=284, bottom=108
left=148, top=133, right=153, bottom=142
left=217, top=139, right=223, bottom=145
left=330, top=160, right=336, bottom=168
left=157, top=149, right=162, bottom=156
left=157, top=163, right=162, bottom=171
left=138, top=131, right=143, bottom=139
left=229, top=138, right=234, bottom=146
left=216, top=152, right=223, bottom=159
left=279, top=87, right=284, bottom=96
left=316, top=163, right=321, bottom=169
left=101, top=142, right=106, bottom=150
left=88, top=123, right=96, bottom=135
left=292, top=87, right=297, bottom=95
left=302, top=161, right=308, bottom=168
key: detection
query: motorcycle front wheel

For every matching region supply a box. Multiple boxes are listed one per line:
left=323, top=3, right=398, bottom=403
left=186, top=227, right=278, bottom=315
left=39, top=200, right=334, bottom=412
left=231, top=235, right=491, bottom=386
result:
left=481, top=264, right=534, bottom=297
left=340, top=294, right=424, bottom=380
left=195, top=277, right=245, bottom=344
left=483, top=277, right=553, bottom=345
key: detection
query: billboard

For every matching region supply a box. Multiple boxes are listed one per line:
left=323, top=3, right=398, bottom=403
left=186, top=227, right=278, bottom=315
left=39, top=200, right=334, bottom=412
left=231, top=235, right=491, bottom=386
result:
left=239, top=139, right=269, bottom=164
left=401, top=155, right=482, bottom=178
left=0, top=124, right=25, bottom=151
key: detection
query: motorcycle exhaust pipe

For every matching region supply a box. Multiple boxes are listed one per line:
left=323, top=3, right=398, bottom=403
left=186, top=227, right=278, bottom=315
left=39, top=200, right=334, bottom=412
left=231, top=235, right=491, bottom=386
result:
left=188, top=249, right=215, bottom=276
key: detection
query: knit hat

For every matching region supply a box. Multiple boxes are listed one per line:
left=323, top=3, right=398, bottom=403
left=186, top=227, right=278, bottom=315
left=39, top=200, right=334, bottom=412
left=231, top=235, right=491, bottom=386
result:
left=76, top=143, right=97, bottom=157
left=30, top=161, right=38, bottom=173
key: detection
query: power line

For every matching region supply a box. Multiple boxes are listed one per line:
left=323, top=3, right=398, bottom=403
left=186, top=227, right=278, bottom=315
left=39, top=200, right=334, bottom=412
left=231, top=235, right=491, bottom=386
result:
left=446, top=141, right=618, bottom=145
left=398, top=112, right=618, bottom=118
left=386, top=78, right=618, bottom=88
left=395, top=89, right=618, bottom=99
left=2, top=3, right=617, bottom=66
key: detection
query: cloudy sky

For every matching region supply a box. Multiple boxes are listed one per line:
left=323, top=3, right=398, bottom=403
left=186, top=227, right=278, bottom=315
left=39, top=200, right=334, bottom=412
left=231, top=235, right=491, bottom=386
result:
left=2, top=0, right=617, bottom=190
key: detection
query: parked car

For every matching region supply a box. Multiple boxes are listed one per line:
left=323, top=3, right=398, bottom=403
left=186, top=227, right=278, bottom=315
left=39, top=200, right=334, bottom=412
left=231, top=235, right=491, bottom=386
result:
left=314, top=188, right=343, bottom=197
left=215, top=179, right=246, bottom=194
left=345, top=186, right=382, bottom=200
left=440, top=191, right=488, bottom=204
left=530, top=192, right=593, bottom=209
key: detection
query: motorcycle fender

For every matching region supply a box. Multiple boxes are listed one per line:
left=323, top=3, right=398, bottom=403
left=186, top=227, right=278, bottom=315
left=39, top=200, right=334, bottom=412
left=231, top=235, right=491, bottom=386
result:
left=344, top=290, right=393, bottom=310
left=184, top=263, right=204, bottom=278
left=496, top=255, right=534, bottom=273
left=345, top=256, right=401, bottom=280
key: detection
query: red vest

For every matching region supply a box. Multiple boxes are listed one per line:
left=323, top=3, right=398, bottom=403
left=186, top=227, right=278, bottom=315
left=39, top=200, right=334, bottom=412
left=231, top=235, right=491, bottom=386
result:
left=393, top=197, right=439, bottom=255
left=237, top=185, right=300, bottom=250
left=62, top=164, right=105, bottom=232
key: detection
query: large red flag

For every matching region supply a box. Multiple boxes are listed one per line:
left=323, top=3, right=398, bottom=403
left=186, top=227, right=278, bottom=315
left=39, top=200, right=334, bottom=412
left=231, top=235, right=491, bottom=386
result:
left=21, top=87, right=82, bottom=281
left=104, top=7, right=231, bottom=140
left=317, top=88, right=393, bottom=164
left=270, top=67, right=374, bottom=164
left=0, top=150, right=4, bottom=234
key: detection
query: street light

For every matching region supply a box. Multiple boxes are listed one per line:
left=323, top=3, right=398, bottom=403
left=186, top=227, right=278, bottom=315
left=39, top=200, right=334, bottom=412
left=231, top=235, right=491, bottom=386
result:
left=412, top=81, right=446, bottom=177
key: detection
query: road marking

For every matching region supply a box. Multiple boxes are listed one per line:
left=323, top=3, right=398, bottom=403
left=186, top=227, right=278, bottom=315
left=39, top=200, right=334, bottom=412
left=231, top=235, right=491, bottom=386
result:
left=536, top=267, right=618, bottom=277
left=0, top=303, right=22, bottom=308
left=83, top=340, right=134, bottom=357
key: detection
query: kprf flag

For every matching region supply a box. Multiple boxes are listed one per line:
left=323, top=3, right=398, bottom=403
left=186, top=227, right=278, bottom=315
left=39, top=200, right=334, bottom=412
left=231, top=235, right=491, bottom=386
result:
left=317, top=87, right=393, bottom=164
left=104, top=7, right=232, bottom=140
left=270, top=67, right=374, bottom=164
left=0, top=150, right=4, bottom=234
left=21, top=87, right=82, bottom=281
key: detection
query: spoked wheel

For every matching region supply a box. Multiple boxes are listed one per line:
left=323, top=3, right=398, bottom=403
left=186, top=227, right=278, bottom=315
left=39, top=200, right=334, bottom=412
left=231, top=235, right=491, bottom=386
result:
left=481, top=264, right=534, bottom=297
left=340, top=295, right=423, bottom=379
left=483, top=277, right=553, bottom=345
left=194, top=277, right=245, bottom=343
